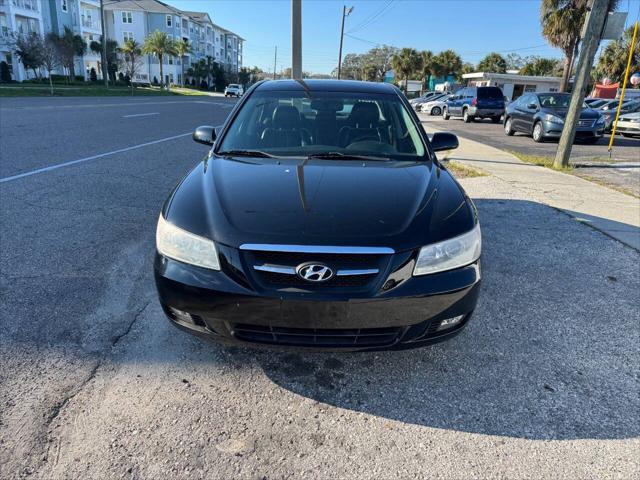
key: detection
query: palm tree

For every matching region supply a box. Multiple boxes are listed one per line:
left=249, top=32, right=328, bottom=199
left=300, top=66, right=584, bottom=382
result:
left=420, top=50, right=434, bottom=91
left=540, top=0, right=618, bottom=92
left=476, top=52, right=507, bottom=73
left=119, top=39, right=142, bottom=95
left=143, top=30, right=175, bottom=89
left=173, top=38, right=192, bottom=87
left=391, top=48, right=421, bottom=92
left=434, top=49, right=462, bottom=80
left=595, top=25, right=640, bottom=86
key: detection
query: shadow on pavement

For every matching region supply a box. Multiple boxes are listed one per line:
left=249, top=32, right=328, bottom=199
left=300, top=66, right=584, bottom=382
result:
left=247, top=198, right=640, bottom=441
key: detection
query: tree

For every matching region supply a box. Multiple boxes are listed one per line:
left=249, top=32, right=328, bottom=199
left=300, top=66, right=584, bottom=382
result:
left=40, top=35, right=59, bottom=95
left=238, top=67, right=251, bottom=89
left=457, top=62, right=476, bottom=82
left=520, top=56, right=561, bottom=76
left=391, top=48, right=421, bottom=91
left=89, top=67, right=97, bottom=82
left=91, top=38, right=119, bottom=82
left=173, top=39, right=192, bottom=87
left=0, top=61, right=12, bottom=83
left=47, top=26, right=86, bottom=82
left=540, top=0, right=618, bottom=92
left=505, top=53, right=525, bottom=71
left=595, top=25, right=640, bottom=86
left=420, top=50, right=435, bottom=90
left=143, top=30, right=176, bottom=89
left=477, top=52, right=507, bottom=73
left=433, top=49, right=463, bottom=79
left=12, top=32, right=44, bottom=80
left=119, top=39, right=143, bottom=95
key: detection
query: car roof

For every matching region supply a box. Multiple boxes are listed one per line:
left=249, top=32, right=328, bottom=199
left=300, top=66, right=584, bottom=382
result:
left=255, top=79, right=398, bottom=94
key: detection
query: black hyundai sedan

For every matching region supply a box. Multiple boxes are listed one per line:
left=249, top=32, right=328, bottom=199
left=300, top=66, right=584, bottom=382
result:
left=154, top=80, right=481, bottom=350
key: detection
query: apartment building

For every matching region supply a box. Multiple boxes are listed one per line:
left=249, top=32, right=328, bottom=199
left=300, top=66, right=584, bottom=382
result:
left=42, top=0, right=103, bottom=80
left=103, top=0, right=243, bottom=85
left=0, top=0, right=44, bottom=81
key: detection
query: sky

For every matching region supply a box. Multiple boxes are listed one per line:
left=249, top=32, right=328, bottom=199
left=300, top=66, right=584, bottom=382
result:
left=166, top=0, right=640, bottom=75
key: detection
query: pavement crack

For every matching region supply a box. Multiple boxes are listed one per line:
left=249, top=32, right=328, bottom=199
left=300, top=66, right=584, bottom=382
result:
left=112, top=301, right=150, bottom=348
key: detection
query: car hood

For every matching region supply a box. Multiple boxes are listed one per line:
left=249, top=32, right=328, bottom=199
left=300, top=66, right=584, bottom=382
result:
left=541, top=107, right=600, bottom=119
left=164, top=157, right=475, bottom=252
left=620, top=112, right=640, bottom=120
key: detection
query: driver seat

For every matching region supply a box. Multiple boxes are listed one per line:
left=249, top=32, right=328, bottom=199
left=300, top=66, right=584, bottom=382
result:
left=261, top=105, right=310, bottom=148
left=338, top=102, right=382, bottom=147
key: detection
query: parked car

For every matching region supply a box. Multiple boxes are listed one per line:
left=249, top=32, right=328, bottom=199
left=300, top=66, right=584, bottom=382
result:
left=443, top=86, right=505, bottom=123
left=615, top=112, right=640, bottom=138
left=503, top=92, right=605, bottom=143
left=409, top=91, right=441, bottom=108
left=419, top=94, right=452, bottom=116
left=154, top=80, right=481, bottom=351
left=597, top=99, right=640, bottom=132
left=224, top=84, right=244, bottom=97
left=584, top=98, right=610, bottom=109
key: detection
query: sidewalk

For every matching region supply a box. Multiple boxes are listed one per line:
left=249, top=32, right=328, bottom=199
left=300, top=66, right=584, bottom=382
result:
left=422, top=122, right=640, bottom=250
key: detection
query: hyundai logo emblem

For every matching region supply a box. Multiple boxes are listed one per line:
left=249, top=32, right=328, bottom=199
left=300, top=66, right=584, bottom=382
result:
left=296, top=263, right=334, bottom=282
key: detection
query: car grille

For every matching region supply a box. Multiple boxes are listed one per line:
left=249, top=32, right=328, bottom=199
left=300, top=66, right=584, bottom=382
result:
left=578, top=119, right=595, bottom=127
left=232, top=324, right=402, bottom=347
left=241, top=247, right=392, bottom=291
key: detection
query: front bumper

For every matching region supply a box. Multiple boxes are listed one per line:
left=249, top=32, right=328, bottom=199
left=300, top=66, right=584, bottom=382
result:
left=154, top=253, right=481, bottom=351
left=615, top=122, right=640, bottom=135
left=542, top=120, right=604, bottom=139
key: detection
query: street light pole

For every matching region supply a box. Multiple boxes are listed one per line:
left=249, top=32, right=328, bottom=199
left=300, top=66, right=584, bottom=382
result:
left=291, top=0, right=302, bottom=79
left=337, top=6, right=353, bottom=80
left=99, top=0, right=108, bottom=87
left=273, top=45, right=277, bottom=80
left=553, top=0, right=609, bottom=169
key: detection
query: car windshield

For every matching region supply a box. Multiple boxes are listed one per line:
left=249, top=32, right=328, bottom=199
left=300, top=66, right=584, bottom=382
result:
left=228, top=84, right=239, bottom=88
left=217, top=90, right=426, bottom=159
left=538, top=93, right=586, bottom=108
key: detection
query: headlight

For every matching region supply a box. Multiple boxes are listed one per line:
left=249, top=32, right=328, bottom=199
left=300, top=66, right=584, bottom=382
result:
left=413, top=223, right=481, bottom=276
left=596, top=116, right=605, bottom=125
left=156, top=214, right=220, bottom=270
left=544, top=114, right=564, bottom=125
left=629, top=117, right=640, bottom=123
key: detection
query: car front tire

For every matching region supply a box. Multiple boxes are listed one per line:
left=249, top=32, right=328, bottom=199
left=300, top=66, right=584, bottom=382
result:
left=463, top=109, right=473, bottom=123
left=532, top=121, right=545, bottom=143
left=431, top=106, right=442, bottom=116
left=504, top=117, right=515, bottom=136
left=442, top=108, right=450, bottom=120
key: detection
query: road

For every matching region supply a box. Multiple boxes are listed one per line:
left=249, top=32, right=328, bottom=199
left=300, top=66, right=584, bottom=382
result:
left=419, top=113, right=640, bottom=196
left=1, top=96, right=638, bottom=479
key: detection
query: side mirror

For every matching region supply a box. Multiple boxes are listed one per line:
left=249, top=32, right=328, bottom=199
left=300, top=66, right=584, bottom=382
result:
left=431, top=132, right=459, bottom=152
left=193, top=125, right=216, bottom=146
left=527, top=103, right=538, bottom=110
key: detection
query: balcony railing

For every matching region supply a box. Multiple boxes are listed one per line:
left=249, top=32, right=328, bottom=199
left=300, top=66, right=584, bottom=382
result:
left=81, top=17, right=99, bottom=29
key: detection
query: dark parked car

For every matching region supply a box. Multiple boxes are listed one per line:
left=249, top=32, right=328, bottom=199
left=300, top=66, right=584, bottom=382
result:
left=503, top=92, right=605, bottom=143
left=154, top=80, right=481, bottom=351
left=443, top=86, right=505, bottom=123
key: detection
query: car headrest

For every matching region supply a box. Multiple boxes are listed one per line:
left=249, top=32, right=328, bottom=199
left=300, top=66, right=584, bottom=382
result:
left=272, top=105, right=301, bottom=129
left=350, top=102, right=379, bottom=127
left=311, top=99, right=344, bottom=111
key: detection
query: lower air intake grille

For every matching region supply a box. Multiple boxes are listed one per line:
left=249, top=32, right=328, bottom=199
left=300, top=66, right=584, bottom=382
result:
left=232, top=324, right=402, bottom=347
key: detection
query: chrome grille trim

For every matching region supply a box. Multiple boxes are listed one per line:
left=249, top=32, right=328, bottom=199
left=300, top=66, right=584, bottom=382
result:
left=253, top=264, right=379, bottom=277
left=240, top=244, right=394, bottom=254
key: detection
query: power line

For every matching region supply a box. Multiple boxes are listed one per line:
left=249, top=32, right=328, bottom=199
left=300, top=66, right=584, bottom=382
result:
left=347, top=0, right=397, bottom=34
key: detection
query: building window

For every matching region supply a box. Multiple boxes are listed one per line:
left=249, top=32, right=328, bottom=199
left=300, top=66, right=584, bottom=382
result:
left=122, top=11, right=132, bottom=24
left=61, top=0, right=68, bottom=12
left=123, top=31, right=134, bottom=42
left=166, top=15, right=172, bottom=27
left=168, top=56, right=173, bottom=65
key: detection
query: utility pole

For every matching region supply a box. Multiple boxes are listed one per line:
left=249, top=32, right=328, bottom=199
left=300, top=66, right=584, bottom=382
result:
left=291, top=0, right=302, bottom=79
left=99, top=0, right=108, bottom=87
left=337, top=5, right=353, bottom=79
left=273, top=46, right=277, bottom=80
left=553, top=0, right=609, bottom=169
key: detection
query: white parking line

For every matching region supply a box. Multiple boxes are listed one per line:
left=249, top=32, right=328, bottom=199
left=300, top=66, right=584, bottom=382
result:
left=123, top=112, right=160, bottom=118
left=0, top=132, right=191, bottom=184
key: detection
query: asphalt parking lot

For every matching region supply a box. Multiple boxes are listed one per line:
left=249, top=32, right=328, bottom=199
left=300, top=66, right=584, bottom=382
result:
left=1, top=96, right=639, bottom=479
left=419, top=112, right=640, bottom=196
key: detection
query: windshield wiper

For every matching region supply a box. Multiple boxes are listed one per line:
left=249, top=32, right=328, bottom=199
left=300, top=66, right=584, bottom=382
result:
left=306, top=152, right=390, bottom=161
left=216, top=149, right=275, bottom=158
